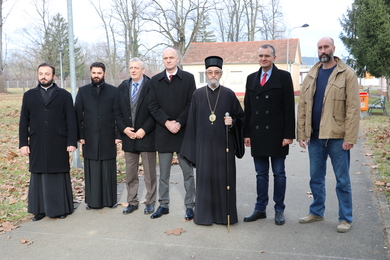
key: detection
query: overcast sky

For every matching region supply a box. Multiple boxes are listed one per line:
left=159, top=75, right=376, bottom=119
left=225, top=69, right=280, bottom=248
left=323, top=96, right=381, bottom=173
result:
left=4, top=0, right=354, bottom=58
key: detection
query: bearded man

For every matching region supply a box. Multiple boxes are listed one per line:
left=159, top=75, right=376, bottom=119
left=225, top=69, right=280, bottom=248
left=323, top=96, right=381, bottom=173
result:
left=181, top=56, right=245, bottom=226
left=297, top=37, right=360, bottom=233
left=19, top=63, right=77, bottom=221
left=75, top=62, right=121, bottom=210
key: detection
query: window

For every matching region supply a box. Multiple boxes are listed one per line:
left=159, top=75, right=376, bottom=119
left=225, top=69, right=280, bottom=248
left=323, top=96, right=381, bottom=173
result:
left=199, top=72, right=207, bottom=84
left=230, top=71, right=242, bottom=84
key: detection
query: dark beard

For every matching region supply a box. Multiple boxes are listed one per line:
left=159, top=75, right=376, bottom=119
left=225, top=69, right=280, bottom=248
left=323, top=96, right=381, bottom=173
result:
left=91, top=77, right=104, bottom=86
left=319, top=54, right=332, bottom=63
left=39, top=79, right=54, bottom=87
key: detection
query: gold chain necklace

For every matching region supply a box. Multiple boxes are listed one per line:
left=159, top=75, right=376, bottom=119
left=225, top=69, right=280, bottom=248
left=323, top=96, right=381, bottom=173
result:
left=206, top=86, right=221, bottom=125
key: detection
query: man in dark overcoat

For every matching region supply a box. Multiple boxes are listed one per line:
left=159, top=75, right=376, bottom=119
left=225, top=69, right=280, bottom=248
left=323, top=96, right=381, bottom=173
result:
left=75, top=62, right=120, bottom=209
left=19, top=63, right=77, bottom=221
left=243, top=44, right=295, bottom=225
left=148, top=47, right=196, bottom=220
left=114, top=57, right=157, bottom=215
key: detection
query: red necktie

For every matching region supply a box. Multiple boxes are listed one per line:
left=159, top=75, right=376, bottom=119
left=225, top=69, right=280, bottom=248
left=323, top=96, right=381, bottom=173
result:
left=169, top=75, right=173, bottom=81
left=261, top=73, right=267, bottom=86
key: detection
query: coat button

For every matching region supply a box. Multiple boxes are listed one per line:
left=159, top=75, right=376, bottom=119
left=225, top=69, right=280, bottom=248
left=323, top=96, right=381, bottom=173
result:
left=255, top=111, right=258, bottom=114
left=265, top=95, right=269, bottom=99
left=256, top=126, right=259, bottom=129
left=265, top=126, right=269, bottom=129
left=265, top=110, right=269, bottom=114
left=256, top=96, right=259, bottom=99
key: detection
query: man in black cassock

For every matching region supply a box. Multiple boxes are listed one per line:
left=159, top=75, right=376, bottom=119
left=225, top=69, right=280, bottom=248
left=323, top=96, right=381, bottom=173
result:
left=181, top=56, right=245, bottom=225
left=19, top=63, right=77, bottom=221
left=75, top=62, right=120, bottom=209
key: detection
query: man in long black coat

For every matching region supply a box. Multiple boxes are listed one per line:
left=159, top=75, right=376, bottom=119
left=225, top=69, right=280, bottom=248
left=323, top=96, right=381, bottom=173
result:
left=243, top=44, right=295, bottom=225
left=181, top=56, right=245, bottom=226
left=148, top=47, right=196, bottom=220
left=114, top=58, right=157, bottom=215
left=19, top=63, right=77, bottom=221
left=75, top=62, right=120, bottom=209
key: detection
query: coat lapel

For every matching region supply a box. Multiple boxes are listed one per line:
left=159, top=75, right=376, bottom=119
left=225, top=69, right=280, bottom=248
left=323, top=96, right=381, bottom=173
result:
left=33, top=86, right=45, bottom=106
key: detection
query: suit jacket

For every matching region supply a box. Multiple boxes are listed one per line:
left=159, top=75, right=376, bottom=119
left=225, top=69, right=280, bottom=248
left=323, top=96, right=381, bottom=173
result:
left=148, top=68, right=196, bottom=152
left=19, top=83, right=77, bottom=173
left=244, top=64, right=295, bottom=157
left=114, top=75, right=156, bottom=152
left=75, top=82, right=118, bottom=160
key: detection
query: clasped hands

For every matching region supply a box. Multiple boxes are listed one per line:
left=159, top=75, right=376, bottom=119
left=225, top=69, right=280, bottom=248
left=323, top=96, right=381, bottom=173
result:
left=124, top=127, right=146, bottom=139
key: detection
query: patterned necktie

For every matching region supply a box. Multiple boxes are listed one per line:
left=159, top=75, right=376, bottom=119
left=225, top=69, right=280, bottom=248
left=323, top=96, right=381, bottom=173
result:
left=261, top=73, right=267, bottom=86
left=131, top=83, right=139, bottom=103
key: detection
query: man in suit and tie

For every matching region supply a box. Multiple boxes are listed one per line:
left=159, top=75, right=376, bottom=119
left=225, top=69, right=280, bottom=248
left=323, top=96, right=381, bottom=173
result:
left=243, top=44, right=295, bottom=225
left=148, top=47, right=196, bottom=220
left=19, top=63, right=78, bottom=221
left=114, top=58, right=157, bottom=215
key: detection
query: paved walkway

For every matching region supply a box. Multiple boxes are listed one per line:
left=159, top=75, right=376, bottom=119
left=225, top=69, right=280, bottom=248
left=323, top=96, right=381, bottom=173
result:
left=1, top=134, right=389, bottom=259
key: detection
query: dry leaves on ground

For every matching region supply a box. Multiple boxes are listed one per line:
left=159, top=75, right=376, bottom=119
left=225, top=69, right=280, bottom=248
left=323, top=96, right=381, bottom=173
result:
left=165, top=227, right=186, bottom=236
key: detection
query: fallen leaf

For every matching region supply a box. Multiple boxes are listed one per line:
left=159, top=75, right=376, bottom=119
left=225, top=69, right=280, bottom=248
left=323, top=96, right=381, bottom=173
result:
left=375, top=181, right=385, bottom=186
left=165, top=227, right=186, bottom=236
left=355, top=172, right=362, bottom=175
left=0, top=222, right=18, bottom=232
left=20, top=238, right=33, bottom=245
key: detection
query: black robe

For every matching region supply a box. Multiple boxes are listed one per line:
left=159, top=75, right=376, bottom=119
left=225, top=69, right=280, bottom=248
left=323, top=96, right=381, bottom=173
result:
left=181, top=85, right=245, bottom=225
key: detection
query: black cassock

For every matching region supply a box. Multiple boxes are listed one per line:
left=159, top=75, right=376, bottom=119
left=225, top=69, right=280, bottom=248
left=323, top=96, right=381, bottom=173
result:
left=181, top=85, right=244, bottom=225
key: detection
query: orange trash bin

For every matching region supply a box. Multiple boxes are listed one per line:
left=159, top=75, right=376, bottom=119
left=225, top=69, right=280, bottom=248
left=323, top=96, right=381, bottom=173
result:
left=359, top=92, right=369, bottom=111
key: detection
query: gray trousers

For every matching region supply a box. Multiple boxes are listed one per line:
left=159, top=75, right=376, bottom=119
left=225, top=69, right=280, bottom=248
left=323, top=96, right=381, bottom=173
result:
left=158, top=152, right=195, bottom=209
left=125, top=151, right=157, bottom=206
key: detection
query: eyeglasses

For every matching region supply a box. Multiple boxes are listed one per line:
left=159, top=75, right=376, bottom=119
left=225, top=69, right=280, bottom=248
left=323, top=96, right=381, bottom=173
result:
left=206, top=70, right=222, bottom=76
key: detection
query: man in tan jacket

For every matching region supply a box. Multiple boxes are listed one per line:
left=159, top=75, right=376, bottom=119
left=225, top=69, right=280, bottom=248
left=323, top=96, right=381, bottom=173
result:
left=297, top=37, right=360, bottom=233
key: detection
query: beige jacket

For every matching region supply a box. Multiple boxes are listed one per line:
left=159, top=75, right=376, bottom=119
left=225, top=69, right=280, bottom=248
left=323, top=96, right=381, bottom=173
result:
left=297, top=57, right=360, bottom=144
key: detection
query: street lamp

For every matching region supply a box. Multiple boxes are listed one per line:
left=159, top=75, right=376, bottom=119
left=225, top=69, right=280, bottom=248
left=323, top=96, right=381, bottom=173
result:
left=57, top=49, right=64, bottom=88
left=286, top=23, right=309, bottom=72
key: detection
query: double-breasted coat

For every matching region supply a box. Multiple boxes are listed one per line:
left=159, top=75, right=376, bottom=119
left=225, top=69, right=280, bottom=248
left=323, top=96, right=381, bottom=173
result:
left=114, top=75, right=156, bottom=152
left=19, top=83, right=78, bottom=173
left=75, top=82, right=118, bottom=160
left=244, top=64, right=295, bottom=157
left=148, top=68, right=196, bottom=153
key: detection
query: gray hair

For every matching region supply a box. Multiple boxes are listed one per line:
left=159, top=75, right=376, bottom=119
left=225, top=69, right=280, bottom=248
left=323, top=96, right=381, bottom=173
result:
left=259, top=44, right=276, bottom=56
left=129, top=57, right=145, bottom=69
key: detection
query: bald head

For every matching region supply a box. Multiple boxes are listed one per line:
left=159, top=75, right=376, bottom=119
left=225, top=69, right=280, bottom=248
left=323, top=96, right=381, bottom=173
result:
left=317, top=37, right=336, bottom=66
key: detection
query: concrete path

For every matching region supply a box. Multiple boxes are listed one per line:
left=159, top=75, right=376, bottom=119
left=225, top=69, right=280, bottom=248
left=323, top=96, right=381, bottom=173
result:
left=1, top=134, right=389, bottom=259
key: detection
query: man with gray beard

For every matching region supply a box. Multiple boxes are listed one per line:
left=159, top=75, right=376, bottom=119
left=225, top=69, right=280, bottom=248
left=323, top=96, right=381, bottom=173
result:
left=181, top=56, right=245, bottom=226
left=297, top=37, right=360, bottom=233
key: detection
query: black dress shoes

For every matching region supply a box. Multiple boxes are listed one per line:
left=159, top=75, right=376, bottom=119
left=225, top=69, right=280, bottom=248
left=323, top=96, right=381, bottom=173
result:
left=144, top=204, right=155, bottom=215
left=275, top=211, right=285, bottom=225
left=243, top=210, right=266, bottom=222
left=32, top=213, right=45, bottom=221
left=110, top=203, right=118, bottom=208
left=185, top=208, right=194, bottom=220
left=58, top=214, right=68, bottom=219
left=123, top=204, right=139, bottom=215
left=150, top=206, right=169, bottom=219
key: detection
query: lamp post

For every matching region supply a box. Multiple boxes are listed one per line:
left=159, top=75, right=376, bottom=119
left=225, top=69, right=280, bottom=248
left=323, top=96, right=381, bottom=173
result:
left=286, top=23, right=309, bottom=72
left=57, top=49, right=64, bottom=88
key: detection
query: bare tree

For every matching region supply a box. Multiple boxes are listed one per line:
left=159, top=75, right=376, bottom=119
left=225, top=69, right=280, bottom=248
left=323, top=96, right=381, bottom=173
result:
left=214, top=0, right=246, bottom=42
left=243, top=0, right=263, bottom=41
left=0, top=0, right=16, bottom=92
left=143, top=0, right=212, bottom=56
left=111, top=0, right=146, bottom=69
left=90, top=0, right=125, bottom=81
left=258, top=0, right=285, bottom=40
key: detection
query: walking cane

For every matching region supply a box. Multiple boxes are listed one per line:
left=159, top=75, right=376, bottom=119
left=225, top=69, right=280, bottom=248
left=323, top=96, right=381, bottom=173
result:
left=225, top=112, right=230, bottom=233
